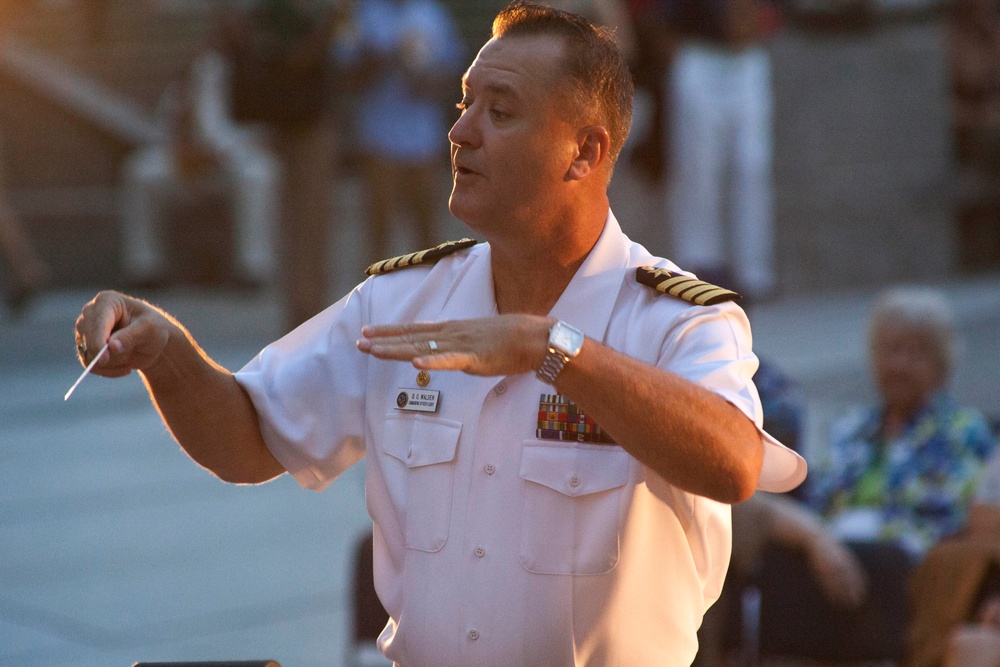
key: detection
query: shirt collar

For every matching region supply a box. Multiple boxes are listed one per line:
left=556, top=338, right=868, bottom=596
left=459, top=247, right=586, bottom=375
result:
left=547, top=210, right=629, bottom=345
left=436, top=242, right=499, bottom=322
left=437, top=210, right=629, bottom=345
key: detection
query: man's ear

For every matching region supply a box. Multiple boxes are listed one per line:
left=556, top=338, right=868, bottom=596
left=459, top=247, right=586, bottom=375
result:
left=567, top=125, right=611, bottom=180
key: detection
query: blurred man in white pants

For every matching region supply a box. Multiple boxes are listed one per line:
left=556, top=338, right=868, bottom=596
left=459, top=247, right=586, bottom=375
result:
left=664, top=0, right=779, bottom=301
left=121, top=49, right=279, bottom=287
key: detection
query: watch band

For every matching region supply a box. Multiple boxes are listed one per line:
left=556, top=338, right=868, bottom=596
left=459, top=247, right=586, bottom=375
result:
left=536, top=348, right=571, bottom=385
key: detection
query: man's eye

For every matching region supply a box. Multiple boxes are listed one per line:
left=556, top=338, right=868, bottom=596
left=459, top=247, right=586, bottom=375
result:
left=489, top=108, right=509, bottom=121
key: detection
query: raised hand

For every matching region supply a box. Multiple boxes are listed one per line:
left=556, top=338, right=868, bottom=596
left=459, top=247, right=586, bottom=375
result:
left=73, top=291, right=174, bottom=378
left=357, top=314, right=555, bottom=378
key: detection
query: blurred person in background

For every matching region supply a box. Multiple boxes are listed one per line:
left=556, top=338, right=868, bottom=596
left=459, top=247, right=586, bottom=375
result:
left=809, top=286, right=996, bottom=558
left=120, top=42, right=280, bottom=290
left=659, top=0, right=783, bottom=301
left=220, top=0, right=351, bottom=330
left=339, top=0, right=464, bottom=264
left=749, top=286, right=998, bottom=661
left=700, top=286, right=997, bottom=663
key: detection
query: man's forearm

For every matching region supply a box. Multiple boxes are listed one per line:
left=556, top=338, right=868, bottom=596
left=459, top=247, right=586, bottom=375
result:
left=553, top=339, right=763, bottom=504
left=141, top=324, right=284, bottom=484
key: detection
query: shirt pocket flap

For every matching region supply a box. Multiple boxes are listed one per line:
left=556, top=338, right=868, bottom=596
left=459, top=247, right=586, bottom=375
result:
left=520, top=442, right=631, bottom=497
left=382, top=414, right=462, bottom=469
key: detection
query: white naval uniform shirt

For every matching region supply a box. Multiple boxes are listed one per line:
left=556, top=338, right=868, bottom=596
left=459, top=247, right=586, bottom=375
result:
left=235, top=212, right=806, bottom=667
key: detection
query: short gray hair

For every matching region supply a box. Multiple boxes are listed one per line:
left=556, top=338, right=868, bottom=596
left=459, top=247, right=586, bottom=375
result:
left=868, top=285, right=958, bottom=378
left=492, top=2, right=634, bottom=166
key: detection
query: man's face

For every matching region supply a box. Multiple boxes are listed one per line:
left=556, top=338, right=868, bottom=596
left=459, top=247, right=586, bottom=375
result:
left=448, top=35, right=581, bottom=236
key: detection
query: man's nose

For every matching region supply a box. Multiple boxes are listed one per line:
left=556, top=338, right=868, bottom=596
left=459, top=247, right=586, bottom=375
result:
left=449, top=109, right=476, bottom=147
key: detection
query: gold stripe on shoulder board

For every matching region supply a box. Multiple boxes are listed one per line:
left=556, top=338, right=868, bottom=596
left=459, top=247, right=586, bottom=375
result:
left=365, top=238, right=478, bottom=276
left=635, top=267, right=741, bottom=306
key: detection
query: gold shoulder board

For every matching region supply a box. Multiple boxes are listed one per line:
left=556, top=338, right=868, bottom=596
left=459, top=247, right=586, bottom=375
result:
left=635, top=266, right=741, bottom=306
left=365, top=238, right=478, bottom=276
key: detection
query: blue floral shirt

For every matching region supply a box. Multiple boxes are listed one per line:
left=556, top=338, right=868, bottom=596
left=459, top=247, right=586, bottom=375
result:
left=808, top=392, right=996, bottom=555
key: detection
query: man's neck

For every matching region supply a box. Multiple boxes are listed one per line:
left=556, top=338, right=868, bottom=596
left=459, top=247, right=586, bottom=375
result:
left=491, top=252, right=583, bottom=316
left=489, top=206, right=608, bottom=316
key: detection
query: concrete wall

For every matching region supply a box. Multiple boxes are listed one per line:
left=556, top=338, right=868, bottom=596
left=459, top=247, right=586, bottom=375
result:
left=772, top=19, right=960, bottom=293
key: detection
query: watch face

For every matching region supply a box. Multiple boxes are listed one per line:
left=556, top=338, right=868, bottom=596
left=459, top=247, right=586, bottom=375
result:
left=551, top=322, right=583, bottom=356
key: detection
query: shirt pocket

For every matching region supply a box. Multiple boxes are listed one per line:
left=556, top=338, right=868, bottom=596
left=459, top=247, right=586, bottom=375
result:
left=518, top=440, right=631, bottom=575
left=382, top=412, right=463, bottom=553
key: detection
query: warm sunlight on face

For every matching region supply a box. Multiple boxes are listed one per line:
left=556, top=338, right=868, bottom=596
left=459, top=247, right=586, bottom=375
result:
left=447, top=34, right=580, bottom=236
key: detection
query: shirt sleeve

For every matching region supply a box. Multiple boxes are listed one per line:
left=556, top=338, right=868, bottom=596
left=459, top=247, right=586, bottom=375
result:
left=658, top=301, right=807, bottom=493
left=234, top=283, right=371, bottom=491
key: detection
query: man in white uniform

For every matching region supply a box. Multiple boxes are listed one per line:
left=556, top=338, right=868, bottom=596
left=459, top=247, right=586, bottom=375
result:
left=73, top=3, right=806, bottom=665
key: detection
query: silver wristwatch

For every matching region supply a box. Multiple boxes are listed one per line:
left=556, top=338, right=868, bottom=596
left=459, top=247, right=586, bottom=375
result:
left=535, top=320, right=585, bottom=385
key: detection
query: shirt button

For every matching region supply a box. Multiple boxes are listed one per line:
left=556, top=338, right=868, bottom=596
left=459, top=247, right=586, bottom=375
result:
left=494, top=383, right=506, bottom=395
left=485, top=463, right=496, bottom=475
left=468, top=629, right=480, bottom=641
left=569, top=475, right=580, bottom=487
left=475, top=546, right=486, bottom=558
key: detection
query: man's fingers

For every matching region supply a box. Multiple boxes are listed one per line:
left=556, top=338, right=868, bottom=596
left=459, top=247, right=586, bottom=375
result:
left=358, top=335, right=478, bottom=371
left=360, top=338, right=440, bottom=360
left=75, top=291, right=129, bottom=365
left=362, top=321, right=441, bottom=338
left=73, top=291, right=171, bottom=376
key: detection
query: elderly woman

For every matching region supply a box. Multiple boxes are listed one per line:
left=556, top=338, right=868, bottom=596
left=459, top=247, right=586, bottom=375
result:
left=810, top=286, right=997, bottom=557
left=734, top=287, right=996, bottom=664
